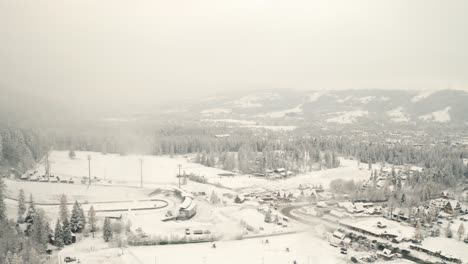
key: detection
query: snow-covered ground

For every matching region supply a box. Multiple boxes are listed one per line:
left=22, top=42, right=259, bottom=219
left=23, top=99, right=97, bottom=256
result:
left=124, top=231, right=349, bottom=264
left=4, top=178, right=154, bottom=203
left=242, top=125, right=297, bottom=131
left=386, top=107, right=410, bottom=122
left=411, top=90, right=436, bottom=102
left=326, top=110, right=368, bottom=124
left=341, top=217, right=415, bottom=239
left=419, top=106, right=451, bottom=123
left=28, top=151, right=371, bottom=192
left=358, top=96, right=375, bottom=104
left=201, top=108, right=232, bottom=115
left=336, top=95, right=352, bottom=103
left=201, top=118, right=257, bottom=125
left=420, top=237, right=468, bottom=261
left=256, top=104, right=303, bottom=118
left=308, top=91, right=326, bottom=102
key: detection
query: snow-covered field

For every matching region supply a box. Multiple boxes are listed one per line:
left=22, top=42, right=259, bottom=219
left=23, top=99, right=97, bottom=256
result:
left=326, top=110, right=368, bottom=124
left=4, top=178, right=154, bottom=203
left=421, top=237, right=468, bottom=261
left=124, top=231, right=349, bottom=264
left=29, top=151, right=370, bottom=192
left=341, top=217, right=415, bottom=239
left=419, top=106, right=451, bottom=123
left=255, top=104, right=303, bottom=118
left=386, top=107, right=410, bottom=122
left=411, top=90, right=436, bottom=102
left=201, top=108, right=232, bottom=115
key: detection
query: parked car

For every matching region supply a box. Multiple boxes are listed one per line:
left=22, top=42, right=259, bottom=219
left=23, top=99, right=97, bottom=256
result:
left=340, top=248, right=347, bottom=255
left=64, top=257, right=76, bottom=263
left=377, top=221, right=387, bottom=229
left=185, top=228, right=190, bottom=235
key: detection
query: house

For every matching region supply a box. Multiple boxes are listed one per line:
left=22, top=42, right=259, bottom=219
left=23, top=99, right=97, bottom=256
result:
left=378, top=249, right=395, bottom=260
left=329, top=230, right=346, bottom=247
left=430, top=198, right=446, bottom=208
left=317, top=201, right=328, bottom=208
left=329, top=210, right=345, bottom=218
left=441, top=191, right=453, bottom=199
left=444, top=200, right=462, bottom=214
left=274, top=168, right=286, bottom=174
left=234, top=195, right=246, bottom=204
left=178, top=197, right=197, bottom=220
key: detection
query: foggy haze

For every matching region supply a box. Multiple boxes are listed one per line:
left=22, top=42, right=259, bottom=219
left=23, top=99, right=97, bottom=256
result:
left=1, top=0, right=468, bottom=112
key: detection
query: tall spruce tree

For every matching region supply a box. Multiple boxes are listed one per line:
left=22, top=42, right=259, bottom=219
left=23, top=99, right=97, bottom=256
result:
left=88, top=206, right=97, bottom=237
left=62, top=218, right=72, bottom=245
left=103, top=217, right=113, bottom=242
left=17, top=189, right=26, bottom=223
left=79, top=206, right=86, bottom=228
left=54, top=219, right=64, bottom=248
left=59, top=194, right=69, bottom=222
left=25, top=194, right=37, bottom=225
left=70, top=201, right=83, bottom=233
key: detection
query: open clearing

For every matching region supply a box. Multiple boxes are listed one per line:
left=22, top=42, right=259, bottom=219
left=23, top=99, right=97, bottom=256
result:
left=31, top=151, right=372, bottom=191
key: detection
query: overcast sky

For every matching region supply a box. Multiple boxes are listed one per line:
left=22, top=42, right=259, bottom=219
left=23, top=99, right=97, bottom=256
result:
left=1, top=0, right=467, bottom=111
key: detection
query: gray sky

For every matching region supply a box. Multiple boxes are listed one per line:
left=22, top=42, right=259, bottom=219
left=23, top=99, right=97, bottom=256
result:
left=1, top=0, right=467, bottom=111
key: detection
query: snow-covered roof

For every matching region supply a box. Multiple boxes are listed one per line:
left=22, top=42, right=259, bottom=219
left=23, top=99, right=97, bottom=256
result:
left=179, top=197, right=193, bottom=210
left=332, top=230, right=345, bottom=240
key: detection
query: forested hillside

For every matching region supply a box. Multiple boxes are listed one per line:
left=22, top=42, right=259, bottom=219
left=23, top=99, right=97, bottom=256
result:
left=0, top=125, right=50, bottom=173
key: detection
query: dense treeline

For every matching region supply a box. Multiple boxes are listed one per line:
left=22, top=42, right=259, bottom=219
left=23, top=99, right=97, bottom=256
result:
left=44, top=124, right=467, bottom=185
left=0, top=125, right=50, bottom=173
left=0, top=178, right=49, bottom=263
left=3, top=120, right=464, bottom=186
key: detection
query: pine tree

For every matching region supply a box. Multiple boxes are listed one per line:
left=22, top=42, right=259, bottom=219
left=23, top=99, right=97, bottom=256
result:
left=54, top=219, right=64, bottom=248
left=17, top=189, right=26, bottom=223
left=446, top=223, right=453, bottom=238
left=457, top=223, right=465, bottom=240
left=59, top=194, right=69, bottom=222
left=25, top=194, right=37, bottom=225
left=68, top=150, right=76, bottom=159
left=210, top=191, right=219, bottom=204
left=400, top=193, right=406, bottom=205
left=414, top=221, right=423, bottom=241
left=88, top=206, right=97, bottom=237
left=264, top=210, right=272, bottom=223
left=30, top=210, right=49, bottom=251
left=0, top=177, right=6, bottom=222
left=62, top=218, right=73, bottom=245
left=103, top=217, right=113, bottom=242
left=70, top=201, right=83, bottom=233
left=79, top=206, right=86, bottom=228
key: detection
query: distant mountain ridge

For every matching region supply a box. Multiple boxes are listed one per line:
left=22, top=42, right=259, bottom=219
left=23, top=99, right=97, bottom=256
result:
left=183, top=89, right=468, bottom=126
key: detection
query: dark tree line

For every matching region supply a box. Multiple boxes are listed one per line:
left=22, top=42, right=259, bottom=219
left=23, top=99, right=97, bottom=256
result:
left=0, top=125, right=50, bottom=173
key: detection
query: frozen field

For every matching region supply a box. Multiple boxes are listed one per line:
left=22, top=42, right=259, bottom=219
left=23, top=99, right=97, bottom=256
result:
left=125, top=231, right=349, bottom=264
left=341, top=217, right=415, bottom=239
left=33, top=151, right=373, bottom=191
left=4, top=178, right=154, bottom=203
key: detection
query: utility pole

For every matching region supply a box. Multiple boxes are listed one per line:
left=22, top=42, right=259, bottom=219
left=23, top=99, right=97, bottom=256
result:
left=88, top=155, right=91, bottom=186
left=45, top=151, right=50, bottom=180
left=178, top=164, right=181, bottom=188
left=140, top=158, right=143, bottom=188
